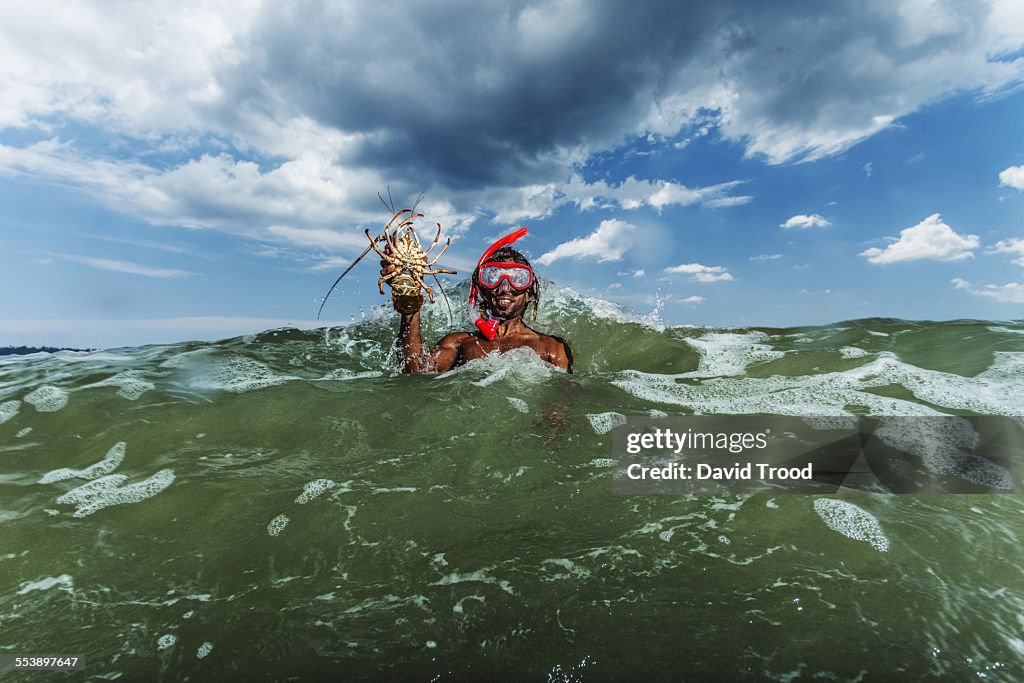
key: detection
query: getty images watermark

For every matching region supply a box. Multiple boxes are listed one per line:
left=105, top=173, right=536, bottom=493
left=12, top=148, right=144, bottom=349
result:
left=610, top=416, right=1024, bottom=494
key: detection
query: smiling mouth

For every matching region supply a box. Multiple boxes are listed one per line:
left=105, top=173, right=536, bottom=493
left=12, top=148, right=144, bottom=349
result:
left=496, top=297, right=514, bottom=305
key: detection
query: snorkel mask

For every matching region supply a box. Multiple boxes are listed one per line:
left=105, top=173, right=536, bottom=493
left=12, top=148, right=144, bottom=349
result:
left=477, top=262, right=535, bottom=291
left=469, top=227, right=530, bottom=340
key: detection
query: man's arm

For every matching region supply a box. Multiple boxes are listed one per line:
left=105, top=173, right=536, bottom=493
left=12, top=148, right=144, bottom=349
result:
left=396, top=303, right=466, bottom=374
left=383, top=257, right=435, bottom=373
left=396, top=306, right=426, bottom=373
left=431, top=333, right=468, bottom=373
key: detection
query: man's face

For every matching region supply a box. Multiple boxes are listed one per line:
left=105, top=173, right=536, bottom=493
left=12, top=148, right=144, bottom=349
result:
left=478, top=272, right=531, bottom=319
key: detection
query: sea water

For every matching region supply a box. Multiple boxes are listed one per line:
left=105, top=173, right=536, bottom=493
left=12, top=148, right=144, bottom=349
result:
left=1, top=284, right=1023, bottom=680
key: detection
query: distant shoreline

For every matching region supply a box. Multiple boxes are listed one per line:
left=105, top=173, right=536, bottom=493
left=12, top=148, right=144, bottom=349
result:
left=0, top=346, right=95, bottom=356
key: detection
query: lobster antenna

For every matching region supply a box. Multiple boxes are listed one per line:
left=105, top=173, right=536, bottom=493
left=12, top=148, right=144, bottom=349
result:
left=315, top=240, right=381, bottom=321
left=432, top=273, right=454, bottom=327
left=378, top=186, right=395, bottom=214
left=410, top=191, right=425, bottom=216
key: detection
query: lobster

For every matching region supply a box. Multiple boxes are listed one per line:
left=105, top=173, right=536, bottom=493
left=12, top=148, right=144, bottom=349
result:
left=316, top=192, right=457, bottom=320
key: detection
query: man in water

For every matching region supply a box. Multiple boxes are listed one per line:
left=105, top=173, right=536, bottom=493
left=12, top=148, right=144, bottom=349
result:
left=382, top=228, right=572, bottom=374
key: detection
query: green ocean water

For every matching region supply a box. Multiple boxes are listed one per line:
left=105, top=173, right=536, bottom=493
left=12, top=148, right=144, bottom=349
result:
left=2, top=285, right=1023, bottom=681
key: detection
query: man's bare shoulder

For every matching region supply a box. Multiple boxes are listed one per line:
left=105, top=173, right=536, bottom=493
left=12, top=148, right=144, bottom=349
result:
left=529, top=330, right=573, bottom=371
left=437, top=331, right=476, bottom=349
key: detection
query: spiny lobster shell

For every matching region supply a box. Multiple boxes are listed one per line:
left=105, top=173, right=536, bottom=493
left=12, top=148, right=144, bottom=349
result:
left=367, top=207, right=456, bottom=307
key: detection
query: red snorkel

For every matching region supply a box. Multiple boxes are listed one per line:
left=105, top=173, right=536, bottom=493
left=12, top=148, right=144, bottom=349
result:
left=470, top=227, right=528, bottom=340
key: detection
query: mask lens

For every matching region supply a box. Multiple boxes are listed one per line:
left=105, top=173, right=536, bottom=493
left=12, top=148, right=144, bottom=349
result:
left=479, top=264, right=533, bottom=289
left=478, top=265, right=502, bottom=287
left=509, top=268, right=531, bottom=288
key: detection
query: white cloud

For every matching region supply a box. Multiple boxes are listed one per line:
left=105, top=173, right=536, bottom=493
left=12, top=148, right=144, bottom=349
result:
left=57, top=253, right=192, bottom=278
left=680, top=295, right=705, bottom=303
left=703, top=195, right=754, bottom=209
left=536, top=219, right=636, bottom=266
left=0, top=139, right=487, bottom=256
left=645, top=179, right=751, bottom=211
left=991, top=238, right=1024, bottom=266
left=633, top=269, right=645, bottom=277
left=0, top=140, right=390, bottom=239
left=952, top=278, right=1024, bottom=303
left=750, top=253, right=782, bottom=261
left=781, top=214, right=830, bottom=230
left=861, top=214, right=980, bottom=264
left=266, top=225, right=369, bottom=250
left=484, top=175, right=752, bottom=224
left=663, top=263, right=734, bottom=282
left=999, top=165, right=1024, bottom=190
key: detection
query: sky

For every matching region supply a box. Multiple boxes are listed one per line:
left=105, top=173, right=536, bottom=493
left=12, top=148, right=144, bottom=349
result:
left=1, top=0, right=1023, bottom=349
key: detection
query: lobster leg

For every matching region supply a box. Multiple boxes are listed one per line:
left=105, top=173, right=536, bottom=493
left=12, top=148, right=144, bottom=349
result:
left=409, top=216, right=426, bottom=250
left=423, top=267, right=457, bottom=276
left=426, top=236, right=452, bottom=267
left=366, top=229, right=390, bottom=259
left=384, top=208, right=411, bottom=233
left=414, top=272, right=435, bottom=303
left=424, top=222, right=442, bottom=253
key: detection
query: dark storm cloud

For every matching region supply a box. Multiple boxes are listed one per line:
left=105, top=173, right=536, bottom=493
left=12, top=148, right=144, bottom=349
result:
left=231, top=1, right=727, bottom=186
left=2, top=1, right=1020, bottom=240
left=216, top=0, right=1020, bottom=190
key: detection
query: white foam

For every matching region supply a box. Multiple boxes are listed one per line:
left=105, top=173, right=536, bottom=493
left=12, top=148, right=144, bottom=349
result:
left=24, top=385, right=69, bottom=412
left=267, top=514, right=289, bottom=536
left=69, top=469, right=175, bottom=518
left=506, top=397, right=529, bottom=413
left=874, top=417, right=1012, bottom=490
left=196, top=642, right=213, bottom=659
left=813, top=499, right=889, bottom=552
left=0, top=400, right=19, bottom=424
left=157, top=634, right=176, bottom=651
left=976, top=352, right=1024, bottom=382
left=542, top=287, right=665, bottom=330
left=802, top=416, right=860, bottom=431
left=39, top=442, right=127, bottom=483
left=56, top=475, right=130, bottom=504
left=87, top=370, right=156, bottom=400
left=17, top=574, right=74, bottom=595
left=431, top=568, right=515, bottom=595
left=612, top=353, right=963, bottom=416
left=442, top=347, right=559, bottom=384
left=158, top=347, right=217, bottom=368
left=15, top=427, right=32, bottom=438
left=452, top=594, right=486, bottom=614
left=474, top=365, right=511, bottom=387
left=684, top=332, right=785, bottom=378
left=188, top=357, right=295, bottom=393
left=860, top=352, right=1024, bottom=415
left=316, top=368, right=384, bottom=381
left=295, top=480, right=337, bottom=504
left=541, top=558, right=592, bottom=579
left=586, top=411, right=627, bottom=434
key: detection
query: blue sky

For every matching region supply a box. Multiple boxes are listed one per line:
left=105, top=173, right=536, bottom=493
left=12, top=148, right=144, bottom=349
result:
left=1, top=1, right=1023, bottom=349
